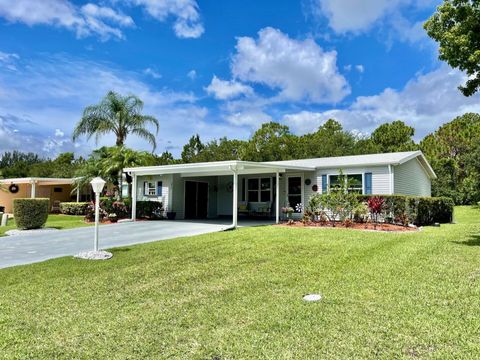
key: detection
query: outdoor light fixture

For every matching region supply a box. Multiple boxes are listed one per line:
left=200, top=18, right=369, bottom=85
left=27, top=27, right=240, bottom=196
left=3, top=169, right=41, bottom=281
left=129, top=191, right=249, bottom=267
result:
left=75, top=177, right=112, bottom=261
left=90, top=177, right=106, bottom=252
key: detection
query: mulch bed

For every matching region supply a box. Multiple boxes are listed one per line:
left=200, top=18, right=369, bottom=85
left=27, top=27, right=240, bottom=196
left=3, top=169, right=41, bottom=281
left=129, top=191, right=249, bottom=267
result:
left=275, top=221, right=418, bottom=232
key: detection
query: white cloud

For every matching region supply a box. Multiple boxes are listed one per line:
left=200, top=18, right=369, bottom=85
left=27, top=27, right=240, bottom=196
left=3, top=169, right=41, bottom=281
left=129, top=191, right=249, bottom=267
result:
left=187, top=69, right=197, bottom=80
left=129, top=0, right=204, bottom=38
left=0, top=0, right=134, bottom=40
left=81, top=3, right=134, bottom=27
left=282, top=65, right=480, bottom=138
left=205, top=76, right=254, bottom=100
left=54, top=129, right=65, bottom=137
left=310, top=0, right=436, bottom=44
left=225, top=110, right=273, bottom=127
left=355, top=65, right=364, bottom=73
left=143, top=67, right=162, bottom=79
left=231, top=27, right=350, bottom=103
left=0, top=0, right=204, bottom=40
left=282, top=111, right=326, bottom=134
left=0, top=51, right=19, bottom=71
left=0, top=54, right=212, bottom=156
left=313, top=0, right=404, bottom=34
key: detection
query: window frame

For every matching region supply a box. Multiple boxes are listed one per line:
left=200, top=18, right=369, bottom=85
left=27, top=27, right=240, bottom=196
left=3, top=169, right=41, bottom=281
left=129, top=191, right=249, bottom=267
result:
left=144, top=180, right=162, bottom=196
left=246, top=177, right=272, bottom=203
left=286, top=174, right=304, bottom=213
left=327, top=173, right=365, bottom=194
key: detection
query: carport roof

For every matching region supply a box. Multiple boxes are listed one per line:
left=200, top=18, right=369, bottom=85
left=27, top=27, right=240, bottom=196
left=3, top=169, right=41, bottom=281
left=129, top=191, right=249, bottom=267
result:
left=124, top=160, right=314, bottom=177
left=0, top=177, right=75, bottom=185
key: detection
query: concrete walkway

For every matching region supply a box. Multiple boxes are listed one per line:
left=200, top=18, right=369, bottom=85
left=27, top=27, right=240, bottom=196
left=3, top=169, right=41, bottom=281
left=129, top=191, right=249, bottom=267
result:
left=0, top=219, right=270, bottom=269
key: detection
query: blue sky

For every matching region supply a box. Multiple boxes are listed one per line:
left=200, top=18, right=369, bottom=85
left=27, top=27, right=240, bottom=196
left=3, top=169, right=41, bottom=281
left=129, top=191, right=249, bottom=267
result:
left=1, top=0, right=479, bottom=157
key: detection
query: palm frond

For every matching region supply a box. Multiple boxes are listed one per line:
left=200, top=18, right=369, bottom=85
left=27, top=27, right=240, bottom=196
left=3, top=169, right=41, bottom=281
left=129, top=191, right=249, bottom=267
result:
left=131, top=127, right=157, bottom=151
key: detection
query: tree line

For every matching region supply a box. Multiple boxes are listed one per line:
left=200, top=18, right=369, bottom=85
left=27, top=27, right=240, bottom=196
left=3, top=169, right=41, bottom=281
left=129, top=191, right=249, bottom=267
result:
left=1, top=112, right=480, bottom=205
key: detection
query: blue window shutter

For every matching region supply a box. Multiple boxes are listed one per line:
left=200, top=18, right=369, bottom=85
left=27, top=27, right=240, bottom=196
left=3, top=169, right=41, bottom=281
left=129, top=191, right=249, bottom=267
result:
left=321, top=175, right=327, bottom=193
left=365, top=173, right=372, bottom=194
left=157, top=181, right=163, bottom=196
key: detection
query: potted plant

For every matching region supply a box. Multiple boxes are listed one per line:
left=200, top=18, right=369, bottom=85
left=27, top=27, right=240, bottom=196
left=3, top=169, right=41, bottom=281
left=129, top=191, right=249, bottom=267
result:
left=166, top=207, right=176, bottom=220
left=108, top=213, right=118, bottom=223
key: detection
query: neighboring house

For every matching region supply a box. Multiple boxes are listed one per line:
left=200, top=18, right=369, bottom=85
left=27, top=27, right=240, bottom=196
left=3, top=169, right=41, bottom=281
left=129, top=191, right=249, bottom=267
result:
left=124, top=151, right=436, bottom=227
left=0, top=178, right=78, bottom=213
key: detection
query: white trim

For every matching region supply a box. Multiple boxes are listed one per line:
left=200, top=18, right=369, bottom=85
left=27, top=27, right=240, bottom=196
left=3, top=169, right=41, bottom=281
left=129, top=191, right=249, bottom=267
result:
left=232, top=169, right=238, bottom=228
left=286, top=173, right=304, bottom=214
left=275, top=172, right=280, bottom=224
left=388, top=165, right=394, bottom=195
left=125, top=160, right=312, bottom=176
left=131, top=174, right=137, bottom=221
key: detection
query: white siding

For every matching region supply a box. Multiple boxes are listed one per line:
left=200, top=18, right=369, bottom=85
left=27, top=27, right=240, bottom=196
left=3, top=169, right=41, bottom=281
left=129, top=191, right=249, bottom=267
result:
left=136, top=174, right=173, bottom=214
left=394, top=158, right=431, bottom=196
left=216, top=175, right=233, bottom=216
left=316, top=166, right=391, bottom=195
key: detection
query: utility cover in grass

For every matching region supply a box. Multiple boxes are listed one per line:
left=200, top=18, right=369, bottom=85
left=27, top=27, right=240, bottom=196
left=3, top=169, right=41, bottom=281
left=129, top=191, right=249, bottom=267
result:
left=303, top=294, right=322, bottom=302
left=75, top=250, right=113, bottom=260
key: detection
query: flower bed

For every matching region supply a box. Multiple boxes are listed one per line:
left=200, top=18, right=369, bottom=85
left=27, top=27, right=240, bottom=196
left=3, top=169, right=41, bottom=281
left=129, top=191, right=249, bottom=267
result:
left=276, top=220, right=417, bottom=232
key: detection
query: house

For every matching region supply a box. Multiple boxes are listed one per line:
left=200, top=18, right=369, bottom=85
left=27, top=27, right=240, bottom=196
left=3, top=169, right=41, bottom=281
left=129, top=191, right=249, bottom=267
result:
left=124, top=151, right=436, bottom=227
left=0, top=177, right=79, bottom=213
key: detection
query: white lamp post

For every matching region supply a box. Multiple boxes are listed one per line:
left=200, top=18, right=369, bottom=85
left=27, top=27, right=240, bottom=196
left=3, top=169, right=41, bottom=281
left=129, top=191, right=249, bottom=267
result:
left=75, top=177, right=112, bottom=261
left=90, top=177, right=106, bottom=252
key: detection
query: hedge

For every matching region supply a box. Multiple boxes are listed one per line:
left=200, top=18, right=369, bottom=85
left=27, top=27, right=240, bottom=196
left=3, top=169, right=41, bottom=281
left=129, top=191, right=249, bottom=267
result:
left=136, top=201, right=163, bottom=219
left=13, top=198, right=49, bottom=230
left=356, top=194, right=454, bottom=226
left=60, top=202, right=89, bottom=216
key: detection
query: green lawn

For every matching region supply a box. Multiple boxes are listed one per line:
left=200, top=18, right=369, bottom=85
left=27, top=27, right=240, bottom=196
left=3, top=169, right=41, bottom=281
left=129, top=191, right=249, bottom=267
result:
left=0, top=214, right=90, bottom=236
left=1, top=207, right=480, bottom=359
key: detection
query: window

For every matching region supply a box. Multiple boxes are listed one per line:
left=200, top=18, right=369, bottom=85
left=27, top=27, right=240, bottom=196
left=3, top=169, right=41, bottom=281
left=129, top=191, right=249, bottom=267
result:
left=328, top=174, right=363, bottom=194
left=248, top=178, right=259, bottom=202
left=53, top=187, right=63, bottom=193
left=247, top=177, right=271, bottom=202
left=347, top=174, right=363, bottom=194
left=144, top=181, right=162, bottom=196
left=287, top=176, right=302, bottom=212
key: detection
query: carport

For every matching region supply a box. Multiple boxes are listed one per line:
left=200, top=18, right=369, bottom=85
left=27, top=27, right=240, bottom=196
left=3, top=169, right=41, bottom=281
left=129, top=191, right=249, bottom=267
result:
left=124, top=161, right=313, bottom=228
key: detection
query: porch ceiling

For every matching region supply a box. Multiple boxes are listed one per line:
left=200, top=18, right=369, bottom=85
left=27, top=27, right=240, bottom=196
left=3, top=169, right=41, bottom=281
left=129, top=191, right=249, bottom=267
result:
left=124, top=160, right=314, bottom=177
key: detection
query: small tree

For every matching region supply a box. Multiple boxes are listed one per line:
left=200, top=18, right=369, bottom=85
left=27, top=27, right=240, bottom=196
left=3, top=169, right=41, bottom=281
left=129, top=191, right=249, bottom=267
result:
left=309, top=170, right=359, bottom=227
left=367, top=196, right=385, bottom=230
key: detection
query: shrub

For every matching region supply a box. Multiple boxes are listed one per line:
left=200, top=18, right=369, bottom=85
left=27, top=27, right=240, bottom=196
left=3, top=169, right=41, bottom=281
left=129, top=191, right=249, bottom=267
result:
left=353, top=202, right=369, bottom=223
left=85, top=201, right=107, bottom=222
left=367, top=197, right=385, bottom=229
left=100, top=196, right=130, bottom=219
left=357, top=194, right=454, bottom=226
left=409, top=196, right=454, bottom=226
left=60, top=202, right=89, bottom=215
left=13, top=198, right=49, bottom=230
left=136, top=201, right=163, bottom=219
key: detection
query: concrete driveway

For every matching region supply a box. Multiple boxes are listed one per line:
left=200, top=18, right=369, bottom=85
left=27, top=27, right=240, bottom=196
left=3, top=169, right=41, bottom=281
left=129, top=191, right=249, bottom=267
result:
left=0, top=220, right=236, bottom=269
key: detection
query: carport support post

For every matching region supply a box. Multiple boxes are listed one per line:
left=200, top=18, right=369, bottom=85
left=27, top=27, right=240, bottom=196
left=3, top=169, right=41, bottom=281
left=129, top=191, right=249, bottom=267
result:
left=131, top=173, right=137, bottom=221
left=30, top=180, right=36, bottom=199
left=276, top=172, right=280, bottom=224
left=232, top=169, right=238, bottom=228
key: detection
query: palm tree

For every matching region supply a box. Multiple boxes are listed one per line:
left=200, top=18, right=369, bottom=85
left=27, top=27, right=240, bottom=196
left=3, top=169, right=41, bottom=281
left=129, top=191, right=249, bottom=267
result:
left=73, top=91, right=159, bottom=150
left=73, top=146, right=158, bottom=200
